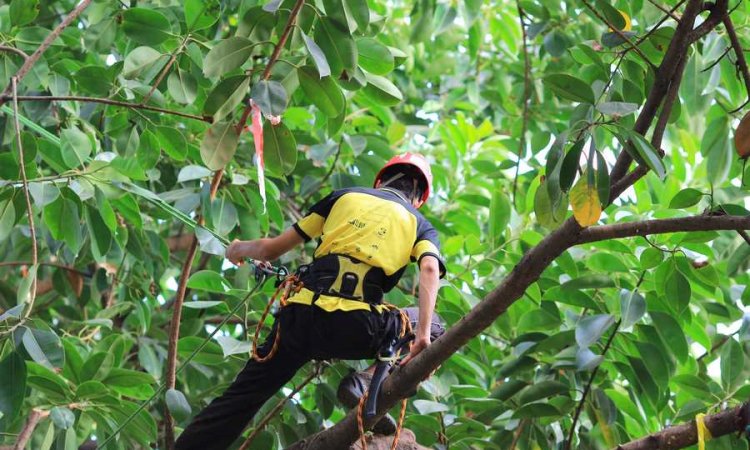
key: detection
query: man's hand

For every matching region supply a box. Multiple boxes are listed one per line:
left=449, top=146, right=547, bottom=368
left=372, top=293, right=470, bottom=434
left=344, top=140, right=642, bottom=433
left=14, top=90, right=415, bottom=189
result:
left=226, top=239, right=248, bottom=265
left=400, top=335, right=430, bottom=366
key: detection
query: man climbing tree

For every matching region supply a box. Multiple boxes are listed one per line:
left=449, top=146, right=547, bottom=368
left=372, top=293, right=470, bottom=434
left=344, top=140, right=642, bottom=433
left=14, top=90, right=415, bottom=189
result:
left=175, top=154, right=446, bottom=450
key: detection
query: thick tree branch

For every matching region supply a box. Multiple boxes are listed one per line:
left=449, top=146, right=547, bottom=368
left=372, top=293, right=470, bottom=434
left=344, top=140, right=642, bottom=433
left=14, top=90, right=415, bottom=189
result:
left=0, top=0, right=93, bottom=105
left=0, top=95, right=212, bottom=122
left=687, top=0, right=729, bottom=43
left=287, top=2, right=726, bottom=448
left=578, top=215, right=750, bottom=244
left=610, top=0, right=705, bottom=183
left=615, top=402, right=746, bottom=449
left=723, top=15, right=750, bottom=113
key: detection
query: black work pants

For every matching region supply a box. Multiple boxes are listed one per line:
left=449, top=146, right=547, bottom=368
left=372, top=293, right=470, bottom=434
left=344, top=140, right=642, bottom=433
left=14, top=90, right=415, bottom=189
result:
left=175, top=304, right=395, bottom=450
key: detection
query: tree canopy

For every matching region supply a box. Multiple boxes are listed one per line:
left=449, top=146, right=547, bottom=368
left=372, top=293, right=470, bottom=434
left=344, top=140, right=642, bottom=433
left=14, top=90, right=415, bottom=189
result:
left=2, top=0, right=750, bottom=449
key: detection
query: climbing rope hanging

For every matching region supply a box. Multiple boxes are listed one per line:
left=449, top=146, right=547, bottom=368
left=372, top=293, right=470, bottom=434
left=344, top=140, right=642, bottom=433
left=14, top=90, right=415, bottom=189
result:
left=252, top=273, right=302, bottom=362
left=357, top=306, right=412, bottom=450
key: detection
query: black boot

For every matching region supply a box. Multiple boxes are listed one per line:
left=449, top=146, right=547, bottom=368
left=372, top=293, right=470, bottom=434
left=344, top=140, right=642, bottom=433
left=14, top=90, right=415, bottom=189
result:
left=337, top=370, right=398, bottom=435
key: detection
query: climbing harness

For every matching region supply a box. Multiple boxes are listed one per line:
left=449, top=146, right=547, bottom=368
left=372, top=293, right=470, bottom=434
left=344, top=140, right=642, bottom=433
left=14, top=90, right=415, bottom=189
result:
left=357, top=307, right=414, bottom=450
left=251, top=270, right=302, bottom=362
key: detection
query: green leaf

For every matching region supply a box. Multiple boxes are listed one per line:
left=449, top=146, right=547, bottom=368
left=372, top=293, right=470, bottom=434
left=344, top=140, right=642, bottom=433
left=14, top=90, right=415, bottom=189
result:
left=544, top=74, right=595, bottom=104
left=103, top=368, right=155, bottom=387
left=166, top=388, right=192, bottom=422
left=518, top=381, right=569, bottom=405
left=75, top=66, right=112, bottom=96
left=595, top=150, right=610, bottom=205
left=123, top=46, right=163, bottom=79
left=561, top=274, right=615, bottom=290
left=413, top=400, right=450, bottom=415
left=640, top=247, right=663, bottom=269
left=28, top=182, right=60, bottom=207
left=597, top=101, right=639, bottom=116
left=671, top=374, right=713, bottom=398
left=251, top=80, right=288, bottom=117
left=721, top=337, right=744, bottom=390
left=50, top=406, right=75, bottom=429
left=187, top=270, right=231, bottom=293
left=595, top=0, right=626, bottom=29
left=356, top=38, right=394, bottom=75
left=156, top=126, right=188, bottom=161
left=636, top=341, right=670, bottom=387
left=560, top=140, right=585, bottom=192
left=650, top=311, right=689, bottom=364
left=75, top=380, right=109, bottom=400
left=177, top=336, right=225, bottom=365
left=9, top=0, right=39, bottom=27
left=43, top=196, right=81, bottom=253
left=204, top=37, right=256, bottom=78
left=314, top=17, right=357, bottom=77
left=665, top=268, right=691, bottom=314
left=543, top=30, right=569, bottom=57
left=535, top=180, right=567, bottom=230
left=363, top=71, right=403, bottom=106
left=620, top=289, right=645, bottom=329
left=669, top=188, right=703, bottom=209
left=203, top=75, right=250, bottom=121
left=215, top=335, right=251, bottom=357
left=122, top=8, right=172, bottom=46
left=211, top=196, right=238, bottom=236
left=301, top=31, right=331, bottom=78
left=348, top=0, right=370, bottom=30
left=184, top=0, right=219, bottom=31
left=576, top=314, right=615, bottom=348
left=0, top=352, right=26, bottom=431
left=80, top=352, right=113, bottom=381
left=167, top=67, right=198, bottom=105
left=263, top=122, right=298, bottom=176
left=0, top=199, right=16, bottom=241
left=489, top=186, right=511, bottom=245
left=183, top=301, right=224, bottom=309
left=60, top=127, right=92, bottom=169
left=513, top=402, right=561, bottom=418
left=297, top=66, right=345, bottom=117
left=622, top=130, right=667, bottom=180
left=20, top=326, right=65, bottom=370
left=85, top=206, right=112, bottom=261
left=200, top=121, right=240, bottom=170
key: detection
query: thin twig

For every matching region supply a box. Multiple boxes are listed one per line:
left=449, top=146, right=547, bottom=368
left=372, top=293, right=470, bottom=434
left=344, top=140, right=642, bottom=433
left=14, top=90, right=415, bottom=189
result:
left=0, top=0, right=93, bottom=105
left=580, top=0, right=657, bottom=69
left=238, top=364, right=323, bottom=450
left=142, top=36, right=190, bottom=105
left=565, top=321, right=620, bottom=450
left=0, top=95, right=211, bottom=122
left=12, top=77, right=37, bottom=321
left=509, top=419, right=527, bottom=450
left=300, top=138, right=343, bottom=209
left=0, top=261, right=89, bottom=277
left=12, top=409, right=49, bottom=450
left=512, top=1, right=532, bottom=209
left=645, top=0, right=682, bottom=21
left=261, top=0, right=306, bottom=80
left=634, top=0, right=688, bottom=47
left=723, top=15, right=750, bottom=113
left=0, top=46, right=29, bottom=61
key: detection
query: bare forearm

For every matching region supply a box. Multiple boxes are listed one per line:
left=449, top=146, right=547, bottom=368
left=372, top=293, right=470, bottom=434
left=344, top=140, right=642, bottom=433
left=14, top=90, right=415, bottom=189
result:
left=416, top=259, right=439, bottom=339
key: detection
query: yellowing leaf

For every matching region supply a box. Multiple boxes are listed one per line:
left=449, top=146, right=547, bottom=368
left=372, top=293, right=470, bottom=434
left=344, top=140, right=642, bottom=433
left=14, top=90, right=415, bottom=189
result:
left=570, top=174, right=601, bottom=227
left=619, top=10, right=632, bottom=31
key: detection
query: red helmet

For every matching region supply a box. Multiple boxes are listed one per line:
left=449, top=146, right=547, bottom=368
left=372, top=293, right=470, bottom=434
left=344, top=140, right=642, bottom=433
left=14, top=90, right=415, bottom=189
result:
left=373, top=153, right=433, bottom=206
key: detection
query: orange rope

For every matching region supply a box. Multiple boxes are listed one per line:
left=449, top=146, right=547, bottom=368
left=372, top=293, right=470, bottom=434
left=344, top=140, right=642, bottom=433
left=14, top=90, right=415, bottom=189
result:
left=357, top=305, right=413, bottom=450
left=251, top=275, right=301, bottom=363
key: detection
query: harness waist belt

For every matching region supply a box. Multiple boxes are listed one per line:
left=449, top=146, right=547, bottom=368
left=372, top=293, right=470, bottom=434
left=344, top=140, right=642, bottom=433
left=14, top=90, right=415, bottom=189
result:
left=286, top=287, right=391, bottom=313
left=297, top=254, right=386, bottom=305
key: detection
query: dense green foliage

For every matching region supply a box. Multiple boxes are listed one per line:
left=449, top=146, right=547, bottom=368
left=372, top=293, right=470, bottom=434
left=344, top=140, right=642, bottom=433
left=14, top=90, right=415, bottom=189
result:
left=2, top=0, right=750, bottom=449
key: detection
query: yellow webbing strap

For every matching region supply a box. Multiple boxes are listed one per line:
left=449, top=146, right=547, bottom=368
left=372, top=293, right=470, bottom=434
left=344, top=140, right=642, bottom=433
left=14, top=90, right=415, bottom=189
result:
left=695, top=413, right=712, bottom=450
